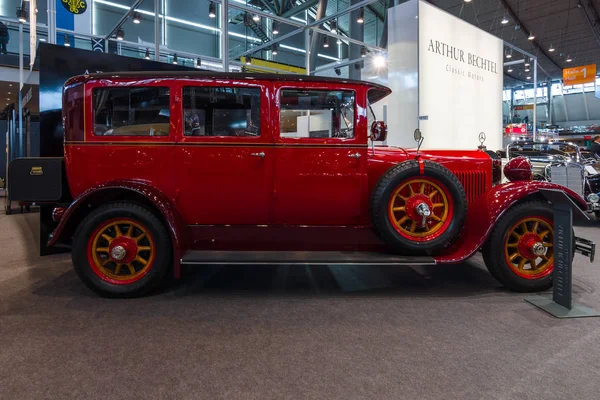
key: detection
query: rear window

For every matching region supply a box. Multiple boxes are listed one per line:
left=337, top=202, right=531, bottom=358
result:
left=93, top=87, right=170, bottom=136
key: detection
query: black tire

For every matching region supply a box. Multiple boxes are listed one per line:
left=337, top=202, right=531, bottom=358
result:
left=482, top=201, right=561, bottom=292
left=370, top=160, right=468, bottom=254
left=71, top=202, right=172, bottom=298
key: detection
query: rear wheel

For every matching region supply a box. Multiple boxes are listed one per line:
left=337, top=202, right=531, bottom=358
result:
left=72, top=202, right=172, bottom=297
left=483, top=201, right=556, bottom=292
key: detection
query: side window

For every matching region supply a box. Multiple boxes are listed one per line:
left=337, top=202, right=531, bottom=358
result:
left=93, top=87, right=170, bottom=136
left=280, top=89, right=355, bottom=139
left=182, top=87, right=261, bottom=137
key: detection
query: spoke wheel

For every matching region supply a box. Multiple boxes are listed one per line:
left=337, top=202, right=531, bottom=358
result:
left=87, top=218, right=156, bottom=285
left=504, top=217, right=554, bottom=279
left=387, top=178, right=454, bottom=242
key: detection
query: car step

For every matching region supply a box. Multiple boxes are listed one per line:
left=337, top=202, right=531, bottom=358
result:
left=181, top=250, right=437, bottom=266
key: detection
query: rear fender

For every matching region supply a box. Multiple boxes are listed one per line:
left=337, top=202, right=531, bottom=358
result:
left=434, top=181, right=587, bottom=263
left=48, top=180, right=187, bottom=279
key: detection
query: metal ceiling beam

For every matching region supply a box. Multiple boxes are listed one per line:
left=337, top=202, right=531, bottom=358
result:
left=281, top=0, right=319, bottom=18
left=580, top=0, right=600, bottom=49
left=258, top=0, right=279, bottom=16
left=104, top=0, right=146, bottom=40
left=309, top=0, right=328, bottom=70
left=497, top=0, right=563, bottom=72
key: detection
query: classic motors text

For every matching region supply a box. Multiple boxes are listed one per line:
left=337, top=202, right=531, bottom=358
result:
left=426, top=39, right=498, bottom=74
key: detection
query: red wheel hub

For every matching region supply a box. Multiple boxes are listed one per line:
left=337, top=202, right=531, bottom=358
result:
left=517, top=233, right=543, bottom=260
left=108, top=236, right=138, bottom=264
left=404, top=194, right=433, bottom=221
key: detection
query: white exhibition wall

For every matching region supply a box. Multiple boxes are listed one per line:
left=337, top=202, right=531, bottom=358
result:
left=387, top=0, right=503, bottom=150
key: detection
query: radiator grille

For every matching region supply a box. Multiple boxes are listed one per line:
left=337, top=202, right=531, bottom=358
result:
left=550, top=165, right=584, bottom=199
left=453, top=171, right=487, bottom=204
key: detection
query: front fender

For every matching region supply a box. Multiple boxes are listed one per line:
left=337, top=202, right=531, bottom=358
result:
left=48, top=180, right=187, bottom=278
left=435, top=181, right=587, bottom=263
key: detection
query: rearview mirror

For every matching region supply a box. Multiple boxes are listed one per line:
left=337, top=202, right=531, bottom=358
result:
left=370, top=121, right=387, bottom=142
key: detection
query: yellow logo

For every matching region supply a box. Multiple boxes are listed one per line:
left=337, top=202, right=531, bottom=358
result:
left=61, top=0, right=87, bottom=15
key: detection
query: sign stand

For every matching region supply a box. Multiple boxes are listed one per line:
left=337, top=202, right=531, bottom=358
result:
left=525, top=189, right=599, bottom=318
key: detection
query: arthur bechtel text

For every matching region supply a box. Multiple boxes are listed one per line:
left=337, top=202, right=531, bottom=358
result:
left=427, top=39, right=498, bottom=74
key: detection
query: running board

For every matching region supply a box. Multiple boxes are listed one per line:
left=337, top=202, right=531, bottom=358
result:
left=181, top=251, right=436, bottom=266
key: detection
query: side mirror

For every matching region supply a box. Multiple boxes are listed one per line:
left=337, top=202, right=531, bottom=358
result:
left=414, top=128, right=422, bottom=143
left=370, top=121, right=387, bottom=142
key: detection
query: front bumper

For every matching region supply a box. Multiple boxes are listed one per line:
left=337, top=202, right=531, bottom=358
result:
left=575, top=237, right=595, bottom=262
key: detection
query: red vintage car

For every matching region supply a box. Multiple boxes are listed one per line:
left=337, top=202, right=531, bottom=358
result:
left=7, top=72, right=595, bottom=297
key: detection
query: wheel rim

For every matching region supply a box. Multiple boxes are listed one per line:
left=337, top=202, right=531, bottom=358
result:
left=504, top=217, right=554, bottom=279
left=86, top=218, right=155, bottom=285
left=387, top=177, right=454, bottom=242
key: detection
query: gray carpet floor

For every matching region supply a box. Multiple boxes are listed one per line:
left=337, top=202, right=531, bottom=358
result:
left=1, top=209, right=600, bottom=400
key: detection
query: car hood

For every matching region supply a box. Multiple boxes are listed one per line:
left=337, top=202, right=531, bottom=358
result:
left=370, top=146, right=491, bottom=162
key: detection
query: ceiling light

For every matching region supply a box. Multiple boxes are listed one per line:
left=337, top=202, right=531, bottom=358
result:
left=6, top=98, right=10, bottom=101
left=528, top=32, right=535, bottom=40
left=39, top=38, right=46, bottom=42
left=17, top=7, right=27, bottom=23
left=253, top=14, right=260, bottom=22
left=526, top=76, right=531, bottom=80
left=323, top=36, right=329, bottom=48
left=330, top=20, right=337, bottom=34
left=507, top=68, right=513, bottom=73
left=9, top=84, right=12, bottom=87
left=506, top=52, right=512, bottom=59
left=132, top=12, right=141, bottom=24
left=209, top=2, right=216, bottom=18
left=361, top=46, right=367, bottom=58
left=172, top=54, right=178, bottom=64
left=373, top=54, right=386, bottom=68
left=116, top=29, right=124, bottom=41
left=357, top=9, right=364, bottom=24
left=501, top=16, right=509, bottom=24
left=196, top=57, right=202, bottom=68
left=549, top=44, right=555, bottom=52
left=7, top=92, right=11, bottom=94
left=464, top=0, right=472, bottom=2
left=525, top=68, right=530, bottom=72
left=144, top=48, right=150, bottom=59
left=64, top=34, right=70, bottom=47
left=524, top=61, right=530, bottom=67
left=271, top=44, right=278, bottom=55
left=272, top=21, right=279, bottom=35
left=566, top=55, right=572, bottom=62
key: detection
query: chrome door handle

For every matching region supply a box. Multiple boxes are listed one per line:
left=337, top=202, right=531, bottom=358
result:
left=348, top=152, right=361, bottom=159
left=251, top=151, right=265, bottom=159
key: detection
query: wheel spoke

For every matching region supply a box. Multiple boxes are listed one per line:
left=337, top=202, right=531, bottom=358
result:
left=429, top=190, right=439, bottom=199
left=96, top=247, right=109, bottom=253
left=432, top=203, right=445, bottom=209
left=101, top=258, right=112, bottom=266
left=114, top=264, right=122, bottom=275
left=509, top=252, right=520, bottom=261
left=135, top=255, right=148, bottom=266
left=430, top=214, right=442, bottom=222
left=392, top=206, right=406, bottom=212
left=101, top=233, right=113, bottom=242
left=127, top=264, right=136, bottom=275
left=520, top=222, right=528, bottom=233
left=135, top=233, right=146, bottom=243
left=126, top=224, right=134, bottom=237
left=138, top=246, right=152, bottom=251
left=506, top=243, right=518, bottom=248
left=543, top=242, right=553, bottom=248
left=532, top=221, right=539, bottom=233
left=529, top=260, right=537, bottom=270
left=540, top=254, right=549, bottom=261
left=419, top=182, right=425, bottom=194
left=407, top=184, right=414, bottom=196
left=518, top=258, right=527, bottom=270
left=409, top=220, right=417, bottom=233
left=511, top=231, right=522, bottom=240
left=114, top=224, right=123, bottom=237
left=397, top=194, right=408, bottom=202
left=398, top=216, right=409, bottom=225
left=539, top=230, right=550, bottom=239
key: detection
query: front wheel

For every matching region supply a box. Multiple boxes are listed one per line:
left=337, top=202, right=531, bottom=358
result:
left=482, top=201, right=556, bottom=292
left=72, top=202, right=172, bottom=297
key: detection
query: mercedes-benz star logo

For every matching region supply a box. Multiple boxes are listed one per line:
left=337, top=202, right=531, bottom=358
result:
left=478, top=132, right=486, bottom=144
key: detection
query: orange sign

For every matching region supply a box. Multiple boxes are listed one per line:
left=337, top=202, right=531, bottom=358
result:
left=563, top=64, right=597, bottom=85
left=513, top=105, right=534, bottom=111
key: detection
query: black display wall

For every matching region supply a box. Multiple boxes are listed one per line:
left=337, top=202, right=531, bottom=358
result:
left=38, top=43, right=195, bottom=255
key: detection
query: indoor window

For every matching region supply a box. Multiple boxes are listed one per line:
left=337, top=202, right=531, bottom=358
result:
left=279, top=89, right=355, bottom=139
left=182, top=87, right=261, bottom=137
left=93, top=87, right=170, bottom=136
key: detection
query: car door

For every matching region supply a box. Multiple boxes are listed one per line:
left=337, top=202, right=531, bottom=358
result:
left=272, top=83, right=369, bottom=226
left=174, top=80, right=273, bottom=225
